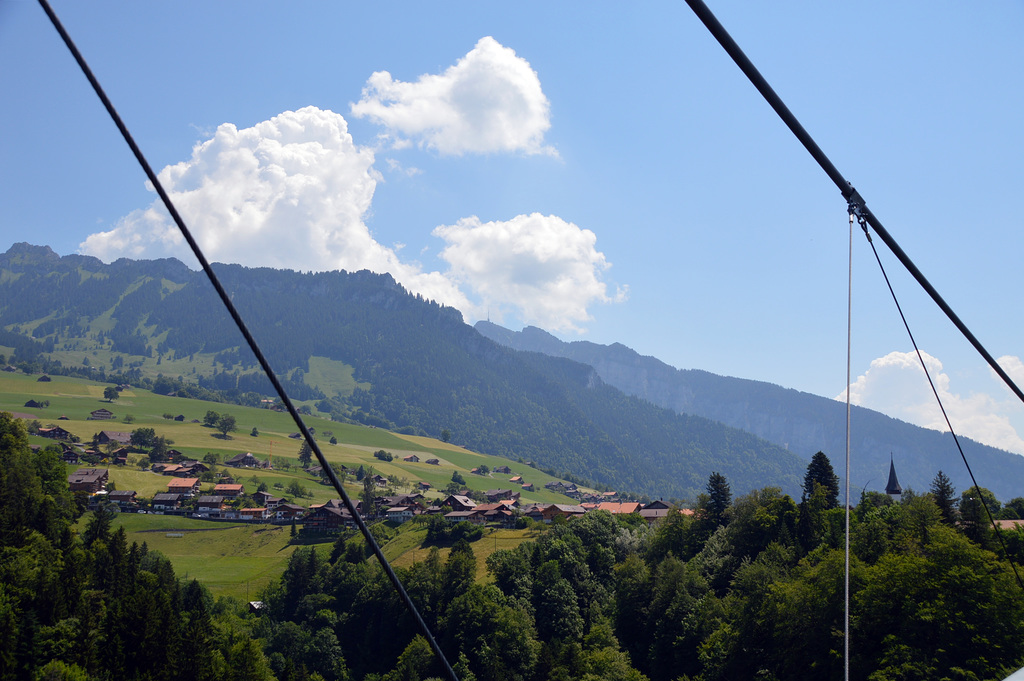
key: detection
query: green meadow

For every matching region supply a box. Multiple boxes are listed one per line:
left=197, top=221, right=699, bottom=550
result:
left=6, top=371, right=580, bottom=598
left=103, top=513, right=333, bottom=600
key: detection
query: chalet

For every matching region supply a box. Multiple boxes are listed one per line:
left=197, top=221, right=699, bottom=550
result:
left=275, top=503, right=306, bottom=521
left=303, top=504, right=355, bottom=533
left=371, top=474, right=388, bottom=488
left=24, top=399, right=45, bottom=409
left=444, top=511, right=476, bottom=523
left=225, top=452, right=262, bottom=468
left=214, top=483, right=244, bottom=498
left=601, top=491, right=618, bottom=500
left=166, top=477, right=201, bottom=497
left=252, top=491, right=284, bottom=509
left=521, top=483, right=535, bottom=492
left=158, top=464, right=183, bottom=476
left=2, top=365, right=15, bottom=372
left=485, top=489, right=519, bottom=503
left=493, top=465, right=512, bottom=475
left=37, top=375, right=51, bottom=382
left=108, top=490, right=138, bottom=507
left=196, top=496, right=226, bottom=513
left=97, top=431, right=131, bottom=446
left=638, top=500, right=693, bottom=526
left=402, top=454, right=420, bottom=463
left=89, top=409, right=114, bottom=420
left=60, top=448, right=80, bottom=465
left=426, top=458, right=440, bottom=465
left=525, top=503, right=586, bottom=524
left=175, top=462, right=209, bottom=476
left=379, top=494, right=423, bottom=508
left=386, top=506, right=415, bottom=524
left=239, top=508, right=270, bottom=521
left=152, top=493, right=183, bottom=510
left=472, top=503, right=516, bottom=527
left=68, top=468, right=109, bottom=493
left=442, top=495, right=477, bottom=512
left=417, top=481, right=431, bottom=491
left=38, top=426, right=73, bottom=441
left=509, top=475, right=523, bottom=484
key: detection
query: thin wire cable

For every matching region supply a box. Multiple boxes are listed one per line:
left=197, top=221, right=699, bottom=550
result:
left=682, top=0, right=1024, bottom=412
left=36, top=1, right=459, bottom=676
left=844, top=213, right=853, bottom=681
left=855, top=217, right=1024, bottom=590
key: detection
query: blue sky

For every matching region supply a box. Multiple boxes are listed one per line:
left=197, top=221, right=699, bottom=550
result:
left=3, top=1, right=1024, bottom=455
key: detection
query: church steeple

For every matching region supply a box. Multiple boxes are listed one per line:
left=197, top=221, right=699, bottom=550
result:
left=885, top=454, right=902, bottom=498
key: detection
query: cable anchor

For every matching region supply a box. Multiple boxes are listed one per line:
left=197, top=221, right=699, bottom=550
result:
left=845, top=183, right=871, bottom=241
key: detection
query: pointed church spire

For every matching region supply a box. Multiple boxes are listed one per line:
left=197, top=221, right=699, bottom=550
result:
left=885, top=454, right=902, bottom=497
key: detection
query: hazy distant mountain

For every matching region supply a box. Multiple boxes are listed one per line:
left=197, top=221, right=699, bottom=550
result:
left=0, top=243, right=808, bottom=500
left=475, top=321, right=1024, bottom=502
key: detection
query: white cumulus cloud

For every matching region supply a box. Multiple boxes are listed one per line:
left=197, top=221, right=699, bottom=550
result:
left=350, top=36, right=554, bottom=156
left=79, top=106, right=472, bottom=312
left=433, top=213, right=626, bottom=332
left=838, top=350, right=1024, bottom=454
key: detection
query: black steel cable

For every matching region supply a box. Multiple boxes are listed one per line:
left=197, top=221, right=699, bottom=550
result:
left=855, top=215, right=1024, bottom=590
left=36, top=1, right=459, bottom=676
left=683, top=0, right=1024, bottom=411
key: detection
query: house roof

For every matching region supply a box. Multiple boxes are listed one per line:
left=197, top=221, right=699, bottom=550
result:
left=70, top=468, right=108, bottom=479
left=197, top=495, right=225, bottom=504
left=596, top=502, right=642, bottom=514
left=153, top=493, right=183, bottom=501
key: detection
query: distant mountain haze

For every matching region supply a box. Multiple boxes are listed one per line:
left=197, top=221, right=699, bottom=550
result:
left=475, top=321, right=1024, bottom=502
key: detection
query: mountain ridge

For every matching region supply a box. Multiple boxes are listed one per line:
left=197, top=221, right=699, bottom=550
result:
left=0, top=243, right=806, bottom=500
left=475, top=321, right=1024, bottom=501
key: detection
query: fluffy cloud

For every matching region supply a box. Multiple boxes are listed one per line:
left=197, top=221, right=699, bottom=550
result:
left=79, top=107, right=472, bottom=312
left=838, top=350, right=1024, bottom=454
left=351, top=36, right=554, bottom=156
left=433, top=213, right=626, bottom=332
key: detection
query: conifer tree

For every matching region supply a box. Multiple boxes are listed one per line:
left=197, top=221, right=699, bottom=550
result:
left=705, top=472, right=732, bottom=528
left=802, top=451, right=840, bottom=509
left=930, top=470, right=957, bottom=525
left=297, top=440, right=313, bottom=468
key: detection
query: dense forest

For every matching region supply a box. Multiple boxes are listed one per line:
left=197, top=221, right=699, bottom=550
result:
left=0, top=243, right=806, bottom=499
left=5, top=411, right=1024, bottom=681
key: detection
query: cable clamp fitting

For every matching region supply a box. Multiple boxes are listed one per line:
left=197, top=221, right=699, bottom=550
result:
left=845, top=184, right=871, bottom=239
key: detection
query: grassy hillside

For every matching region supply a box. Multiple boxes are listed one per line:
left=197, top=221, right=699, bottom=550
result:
left=3, top=371, right=580, bottom=506
left=0, top=244, right=810, bottom=500
left=10, top=371, right=585, bottom=598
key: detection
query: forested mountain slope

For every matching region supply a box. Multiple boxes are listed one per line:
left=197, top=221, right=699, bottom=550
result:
left=475, top=321, right=1024, bottom=501
left=0, top=243, right=805, bottom=499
